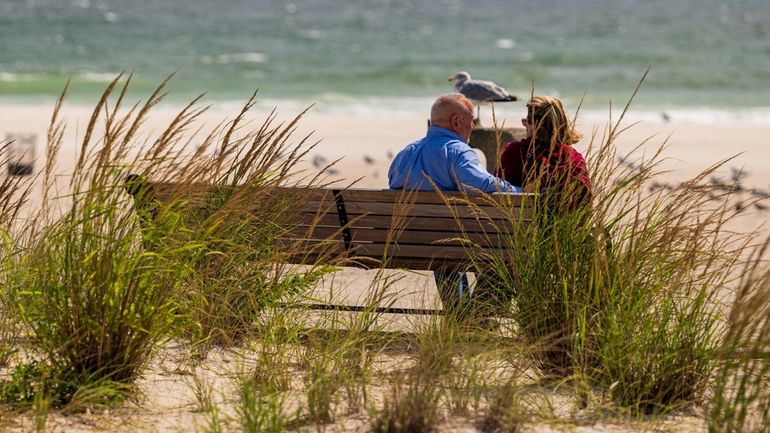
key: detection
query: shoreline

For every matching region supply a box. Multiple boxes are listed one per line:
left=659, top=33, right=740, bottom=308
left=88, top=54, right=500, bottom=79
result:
left=3, top=101, right=770, bottom=214
left=3, top=101, right=770, bottom=186
left=2, top=97, right=770, bottom=125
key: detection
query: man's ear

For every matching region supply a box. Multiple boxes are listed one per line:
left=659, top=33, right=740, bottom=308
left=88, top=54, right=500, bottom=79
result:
left=450, top=114, right=458, bottom=129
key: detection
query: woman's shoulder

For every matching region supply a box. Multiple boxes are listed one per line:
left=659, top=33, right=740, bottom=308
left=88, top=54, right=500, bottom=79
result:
left=505, top=137, right=529, bottom=149
left=500, top=138, right=529, bottom=158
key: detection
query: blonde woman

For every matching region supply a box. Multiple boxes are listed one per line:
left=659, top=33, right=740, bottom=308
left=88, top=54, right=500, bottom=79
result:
left=495, top=96, right=591, bottom=208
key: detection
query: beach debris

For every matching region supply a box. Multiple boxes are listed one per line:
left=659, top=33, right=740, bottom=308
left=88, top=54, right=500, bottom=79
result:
left=620, top=153, right=769, bottom=213
left=387, top=150, right=394, bottom=159
left=751, top=188, right=770, bottom=199
left=4, top=132, right=36, bottom=176
left=709, top=175, right=726, bottom=188
left=364, top=155, right=375, bottom=164
left=372, top=171, right=380, bottom=179
left=312, top=154, right=327, bottom=168
left=448, top=71, right=518, bottom=122
left=649, top=181, right=673, bottom=192
left=324, top=167, right=339, bottom=175
left=617, top=154, right=646, bottom=172
left=730, top=167, right=747, bottom=191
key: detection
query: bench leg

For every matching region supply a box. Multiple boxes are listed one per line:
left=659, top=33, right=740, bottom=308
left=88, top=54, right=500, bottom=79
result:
left=434, top=268, right=514, bottom=329
left=433, top=268, right=470, bottom=313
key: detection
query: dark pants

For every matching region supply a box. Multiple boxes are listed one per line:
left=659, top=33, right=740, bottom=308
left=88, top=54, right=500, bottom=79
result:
left=433, top=267, right=470, bottom=313
left=434, top=268, right=514, bottom=318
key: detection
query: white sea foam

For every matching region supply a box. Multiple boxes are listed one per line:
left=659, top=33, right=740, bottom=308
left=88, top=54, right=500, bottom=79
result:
left=202, top=53, right=268, bottom=64
left=214, top=96, right=770, bottom=126
left=300, top=29, right=325, bottom=40
left=78, top=72, right=122, bottom=82
left=0, top=72, right=41, bottom=83
left=496, top=38, right=515, bottom=49
left=0, top=72, right=20, bottom=82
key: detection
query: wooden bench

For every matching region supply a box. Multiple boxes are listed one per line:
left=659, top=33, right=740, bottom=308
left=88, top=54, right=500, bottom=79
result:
left=125, top=175, right=532, bottom=314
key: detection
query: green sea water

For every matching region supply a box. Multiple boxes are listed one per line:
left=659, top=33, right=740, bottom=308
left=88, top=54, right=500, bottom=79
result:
left=1, top=0, right=769, bottom=121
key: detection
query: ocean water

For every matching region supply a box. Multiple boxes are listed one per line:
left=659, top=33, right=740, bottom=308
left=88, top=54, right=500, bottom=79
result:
left=1, top=0, right=769, bottom=122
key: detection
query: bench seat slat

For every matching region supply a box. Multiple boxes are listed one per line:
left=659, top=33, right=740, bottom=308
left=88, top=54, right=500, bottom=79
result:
left=299, top=200, right=530, bottom=220
left=279, top=253, right=465, bottom=271
left=274, top=243, right=487, bottom=270
left=144, top=184, right=531, bottom=209
left=291, top=213, right=528, bottom=232
left=351, top=243, right=500, bottom=260
left=283, top=225, right=513, bottom=247
left=289, top=213, right=522, bottom=233
left=338, top=189, right=531, bottom=206
left=352, top=228, right=511, bottom=247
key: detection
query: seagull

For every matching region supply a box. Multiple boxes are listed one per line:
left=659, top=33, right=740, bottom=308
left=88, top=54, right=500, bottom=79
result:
left=448, top=71, right=518, bottom=121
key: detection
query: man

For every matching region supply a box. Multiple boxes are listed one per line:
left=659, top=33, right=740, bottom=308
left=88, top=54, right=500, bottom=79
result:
left=388, top=93, right=521, bottom=313
left=389, top=93, right=521, bottom=193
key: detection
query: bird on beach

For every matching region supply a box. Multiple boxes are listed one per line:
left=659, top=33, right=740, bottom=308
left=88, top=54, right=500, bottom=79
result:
left=448, top=71, right=518, bottom=122
left=311, top=154, right=327, bottom=168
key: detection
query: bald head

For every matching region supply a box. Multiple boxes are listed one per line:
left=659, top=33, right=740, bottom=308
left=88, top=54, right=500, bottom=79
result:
left=430, top=93, right=475, bottom=142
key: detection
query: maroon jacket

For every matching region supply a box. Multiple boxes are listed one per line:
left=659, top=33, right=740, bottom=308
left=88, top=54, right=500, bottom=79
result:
left=495, top=138, right=591, bottom=208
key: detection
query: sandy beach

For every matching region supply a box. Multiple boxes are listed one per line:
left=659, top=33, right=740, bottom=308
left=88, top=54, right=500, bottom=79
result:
left=4, top=101, right=770, bottom=185
left=3, top=99, right=770, bottom=305
left=3, top=99, right=770, bottom=297
left=2, top=100, right=769, bottom=432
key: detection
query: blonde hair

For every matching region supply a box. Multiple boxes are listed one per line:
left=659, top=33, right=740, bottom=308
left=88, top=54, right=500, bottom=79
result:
left=527, top=96, right=582, bottom=146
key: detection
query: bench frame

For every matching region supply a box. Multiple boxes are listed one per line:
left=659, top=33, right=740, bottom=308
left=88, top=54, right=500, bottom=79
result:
left=125, top=175, right=532, bottom=315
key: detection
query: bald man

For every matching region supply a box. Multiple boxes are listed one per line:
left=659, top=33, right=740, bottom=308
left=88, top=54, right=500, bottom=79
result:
left=388, top=94, right=520, bottom=314
left=388, top=93, right=520, bottom=193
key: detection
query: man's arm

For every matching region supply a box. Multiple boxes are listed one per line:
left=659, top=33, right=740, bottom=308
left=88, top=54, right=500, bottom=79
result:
left=450, top=145, right=522, bottom=193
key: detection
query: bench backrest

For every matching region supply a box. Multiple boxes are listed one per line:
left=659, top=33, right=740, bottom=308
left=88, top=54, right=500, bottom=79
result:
left=126, top=177, right=532, bottom=271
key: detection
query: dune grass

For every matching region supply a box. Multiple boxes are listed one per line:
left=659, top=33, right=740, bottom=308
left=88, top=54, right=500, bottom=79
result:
left=462, top=80, right=763, bottom=417
left=709, top=239, right=770, bottom=432
left=0, top=74, right=768, bottom=430
left=0, top=75, right=333, bottom=409
left=0, top=142, right=35, bottom=369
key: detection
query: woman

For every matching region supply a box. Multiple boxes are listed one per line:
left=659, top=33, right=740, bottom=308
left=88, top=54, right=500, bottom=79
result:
left=495, top=96, right=591, bottom=209
left=471, top=98, right=592, bottom=322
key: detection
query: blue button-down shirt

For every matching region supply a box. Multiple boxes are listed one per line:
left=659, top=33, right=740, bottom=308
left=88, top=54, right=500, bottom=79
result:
left=388, top=126, right=521, bottom=193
